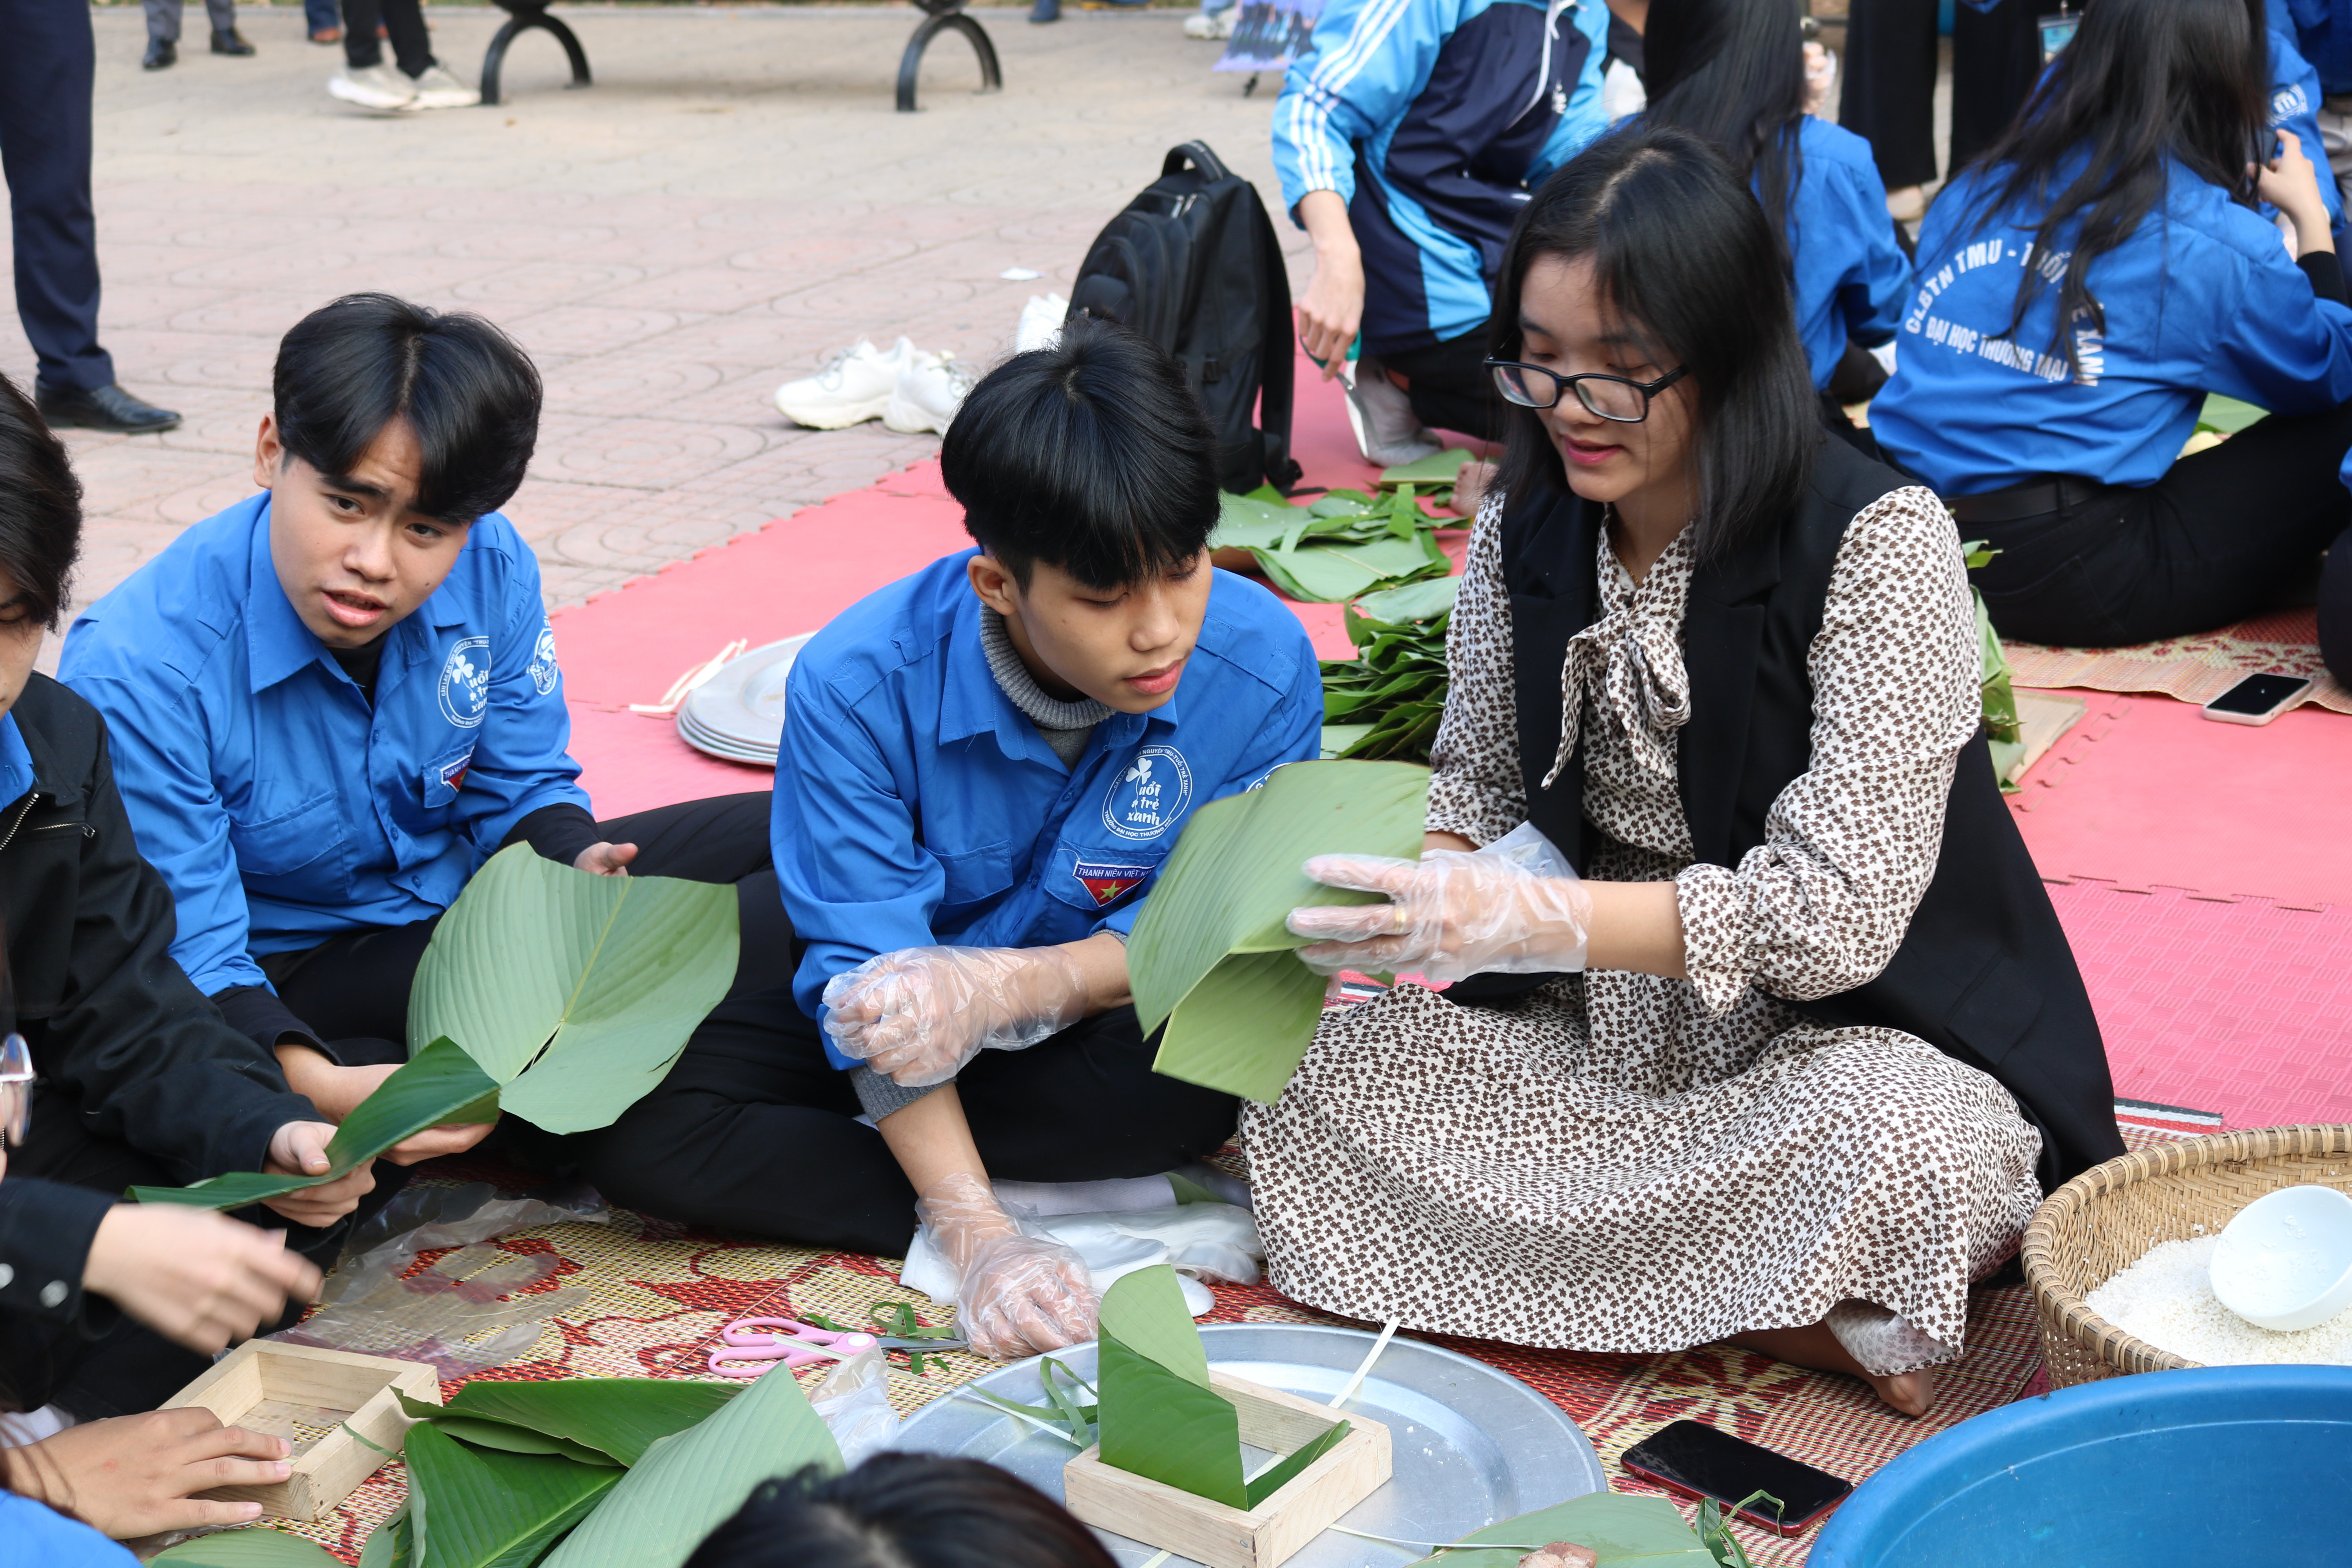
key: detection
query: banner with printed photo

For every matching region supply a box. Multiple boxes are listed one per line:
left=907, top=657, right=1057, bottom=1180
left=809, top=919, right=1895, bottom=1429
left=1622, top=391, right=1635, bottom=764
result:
left=1214, top=0, right=1325, bottom=73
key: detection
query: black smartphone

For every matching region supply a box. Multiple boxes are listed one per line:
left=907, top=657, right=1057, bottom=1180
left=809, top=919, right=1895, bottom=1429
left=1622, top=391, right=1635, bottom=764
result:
left=1619, top=1420, right=1853, bottom=1536
left=2201, top=671, right=2313, bottom=726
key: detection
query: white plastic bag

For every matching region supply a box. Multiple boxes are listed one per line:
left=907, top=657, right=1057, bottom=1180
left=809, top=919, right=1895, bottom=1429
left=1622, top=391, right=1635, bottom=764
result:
left=808, top=1345, right=901, bottom=1466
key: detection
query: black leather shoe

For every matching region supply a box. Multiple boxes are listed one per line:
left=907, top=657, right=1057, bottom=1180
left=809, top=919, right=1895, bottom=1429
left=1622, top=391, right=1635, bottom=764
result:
left=211, top=28, right=255, bottom=54
left=142, top=37, right=176, bottom=69
left=34, top=382, right=183, bottom=435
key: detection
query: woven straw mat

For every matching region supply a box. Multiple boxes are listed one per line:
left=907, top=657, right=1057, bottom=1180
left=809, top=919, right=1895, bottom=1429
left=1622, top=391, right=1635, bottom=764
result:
left=2002, top=606, right=2350, bottom=715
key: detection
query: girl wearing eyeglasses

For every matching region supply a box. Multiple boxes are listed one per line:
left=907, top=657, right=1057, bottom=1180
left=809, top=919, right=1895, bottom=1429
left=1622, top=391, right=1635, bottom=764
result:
left=1245, top=123, right=2122, bottom=1418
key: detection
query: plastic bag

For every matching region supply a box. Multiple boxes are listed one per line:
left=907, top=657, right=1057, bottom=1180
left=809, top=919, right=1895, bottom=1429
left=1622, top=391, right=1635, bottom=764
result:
left=808, top=1346, right=901, bottom=1466
left=274, top=1182, right=606, bottom=1377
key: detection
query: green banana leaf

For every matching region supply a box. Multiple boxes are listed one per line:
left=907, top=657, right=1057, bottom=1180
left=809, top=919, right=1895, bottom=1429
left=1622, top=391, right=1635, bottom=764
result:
left=149, top=1530, right=347, bottom=1567
left=414, top=1415, right=624, bottom=1469
left=1403, top=1490, right=1719, bottom=1566
left=1251, top=532, right=1448, bottom=603
left=128, top=1037, right=499, bottom=1208
left=1350, top=575, right=1459, bottom=631
left=407, top=843, right=739, bottom=1134
left=540, top=1360, right=844, bottom=1568
left=1377, top=447, right=1478, bottom=490
left=1132, top=761, right=1429, bottom=1102
left=2195, top=393, right=2267, bottom=434
left=357, top=1502, right=413, bottom=1568
left=403, top=1422, right=620, bottom=1568
left=1096, top=1268, right=1352, bottom=1511
left=1319, top=723, right=1377, bottom=759
left=395, top=1378, right=737, bottom=1466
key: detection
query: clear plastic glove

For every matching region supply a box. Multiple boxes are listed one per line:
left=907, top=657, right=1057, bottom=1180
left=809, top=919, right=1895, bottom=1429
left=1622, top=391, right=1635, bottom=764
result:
left=916, top=1171, right=1097, bottom=1360
left=1283, top=821, right=1593, bottom=984
left=822, top=946, right=1089, bottom=1087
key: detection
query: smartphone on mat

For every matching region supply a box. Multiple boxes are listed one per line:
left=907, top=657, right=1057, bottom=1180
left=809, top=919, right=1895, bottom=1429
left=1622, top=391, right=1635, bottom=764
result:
left=1619, top=1421, right=1853, bottom=1536
left=2200, top=671, right=2313, bottom=726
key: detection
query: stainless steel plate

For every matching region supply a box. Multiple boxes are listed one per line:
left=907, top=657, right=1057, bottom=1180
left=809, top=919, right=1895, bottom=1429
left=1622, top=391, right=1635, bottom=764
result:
left=675, top=633, right=811, bottom=764
left=894, top=1323, right=1604, bottom=1566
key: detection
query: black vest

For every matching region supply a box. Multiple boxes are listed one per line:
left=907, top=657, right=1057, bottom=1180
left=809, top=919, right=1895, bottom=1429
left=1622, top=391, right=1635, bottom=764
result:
left=1477, top=436, right=2124, bottom=1190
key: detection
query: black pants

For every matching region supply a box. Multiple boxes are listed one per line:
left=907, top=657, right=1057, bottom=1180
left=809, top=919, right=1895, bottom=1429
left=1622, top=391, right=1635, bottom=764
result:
left=339, top=0, right=433, bottom=74
left=1381, top=325, right=1501, bottom=444
left=1965, top=401, right=2352, bottom=656
left=0, top=0, right=114, bottom=393
left=1839, top=0, right=2043, bottom=192
left=265, top=793, right=1240, bottom=1259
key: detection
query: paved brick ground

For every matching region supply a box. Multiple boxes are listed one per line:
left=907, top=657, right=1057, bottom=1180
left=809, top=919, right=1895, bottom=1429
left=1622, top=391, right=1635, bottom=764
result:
left=2, top=2, right=1306, bottom=653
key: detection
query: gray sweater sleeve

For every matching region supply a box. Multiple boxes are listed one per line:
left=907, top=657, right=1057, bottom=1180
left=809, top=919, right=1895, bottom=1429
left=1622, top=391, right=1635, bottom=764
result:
left=849, top=1065, right=941, bottom=1120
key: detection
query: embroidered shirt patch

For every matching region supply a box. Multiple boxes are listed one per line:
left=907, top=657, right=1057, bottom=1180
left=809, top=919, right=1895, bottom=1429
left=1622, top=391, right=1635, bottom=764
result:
left=1073, top=860, right=1153, bottom=908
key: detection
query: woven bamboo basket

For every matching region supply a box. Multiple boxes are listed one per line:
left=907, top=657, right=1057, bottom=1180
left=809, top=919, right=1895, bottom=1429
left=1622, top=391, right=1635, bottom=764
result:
left=2021, top=1124, right=2352, bottom=1388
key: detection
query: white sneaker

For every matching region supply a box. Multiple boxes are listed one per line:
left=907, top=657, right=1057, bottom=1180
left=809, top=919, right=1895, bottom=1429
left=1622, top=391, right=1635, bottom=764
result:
left=406, top=64, right=481, bottom=110
left=775, top=338, right=913, bottom=429
left=1183, top=7, right=1237, bottom=38
left=1341, top=358, right=1441, bottom=466
left=884, top=350, right=979, bottom=436
left=328, top=63, right=417, bottom=110
left=1015, top=292, right=1068, bottom=354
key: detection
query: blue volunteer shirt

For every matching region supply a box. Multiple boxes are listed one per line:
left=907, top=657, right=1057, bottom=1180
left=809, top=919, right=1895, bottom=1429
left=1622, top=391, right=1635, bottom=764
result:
left=773, top=552, right=1323, bottom=1067
left=0, top=711, right=32, bottom=810
left=2281, top=0, right=2352, bottom=95
left=1274, top=0, right=1612, bottom=355
left=1870, top=154, right=2352, bottom=496
left=1779, top=117, right=1911, bottom=391
left=2268, top=20, right=2352, bottom=259
left=60, top=493, right=586, bottom=997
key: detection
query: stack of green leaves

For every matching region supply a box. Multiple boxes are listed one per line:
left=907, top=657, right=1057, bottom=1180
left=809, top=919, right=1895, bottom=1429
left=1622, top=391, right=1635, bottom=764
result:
left=1097, top=1267, right=1350, bottom=1507
left=1132, top=759, right=1429, bottom=1102
left=1374, top=446, right=1479, bottom=506
left=1209, top=485, right=1450, bottom=603
left=1319, top=575, right=1457, bottom=764
left=1960, top=539, right=2029, bottom=789
left=149, top=1368, right=845, bottom=1568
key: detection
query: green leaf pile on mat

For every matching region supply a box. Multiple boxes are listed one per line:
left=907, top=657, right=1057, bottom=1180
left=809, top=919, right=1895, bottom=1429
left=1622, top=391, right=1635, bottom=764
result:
left=128, top=1036, right=499, bottom=1209
left=406, top=842, right=740, bottom=1134
left=1375, top=447, right=1480, bottom=502
left=1131, top=759, right=1430, bottom=1102
left=1210, top=485, right=1452, bottom=603
left=1096, top=1266, right=1350, bottom=1508
left=1319, top=576, right=1458, bottom=764
left=156, top=1369, right=845, bottom=1568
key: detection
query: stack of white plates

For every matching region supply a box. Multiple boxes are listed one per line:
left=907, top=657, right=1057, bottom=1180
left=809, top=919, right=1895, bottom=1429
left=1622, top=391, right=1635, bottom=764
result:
left=675, top=634, right=813, bottom=768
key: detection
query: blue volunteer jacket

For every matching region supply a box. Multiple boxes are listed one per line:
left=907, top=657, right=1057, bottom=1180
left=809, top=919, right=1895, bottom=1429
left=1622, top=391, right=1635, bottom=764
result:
left=1768, top=117, right=1912, bottom=390
left=2269, top=18, right=2352, bottom=259
left=1274, top=0, right=1612, bottom=356
left=2281, top=0, right=2352, bottom=95
left=772, top=553, right=1322, bottom=1067
left=60, top=494, right=586, bottom=996
left=1869, top=154, right=2352, bottom=496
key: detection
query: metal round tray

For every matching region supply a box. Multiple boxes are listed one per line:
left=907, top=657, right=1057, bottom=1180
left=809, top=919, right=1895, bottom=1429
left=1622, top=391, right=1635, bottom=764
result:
left=675, top=633, right=812, bottom=766
left=894, top=1322, right=1604, bottom=1566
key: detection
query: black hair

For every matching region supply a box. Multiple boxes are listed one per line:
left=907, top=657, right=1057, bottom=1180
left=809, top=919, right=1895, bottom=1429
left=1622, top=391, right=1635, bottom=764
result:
left=940, top=316, right=1219, bottom=592
left=1488, top=123, right=1817, bottom=561
left=683, top=1457, right=1118, bottom=1568
left=0, top=374, right=84, bottom=631
left=272, top=293, right=543, bottom=524
left=1958, top=0, right=2269, bottom=376
left=1642, top=0, right=1808, bottom=254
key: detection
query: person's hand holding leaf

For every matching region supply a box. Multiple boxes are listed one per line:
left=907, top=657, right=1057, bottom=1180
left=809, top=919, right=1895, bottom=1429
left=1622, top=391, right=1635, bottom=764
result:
left=821, top=946, right=1091, bottom=1087
left=1285, top=823, right=1593, bottom=983
left=916, top=1171, right=1096, bottom=1360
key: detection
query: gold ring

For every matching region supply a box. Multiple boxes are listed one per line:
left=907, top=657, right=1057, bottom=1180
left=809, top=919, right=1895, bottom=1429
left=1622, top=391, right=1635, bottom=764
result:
left=1391, top=904, right=1410, bottom=934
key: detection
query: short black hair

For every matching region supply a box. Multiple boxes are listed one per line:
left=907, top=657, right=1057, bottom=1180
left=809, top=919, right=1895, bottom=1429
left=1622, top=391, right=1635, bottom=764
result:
left=940, top=316, right=1219, bottom=592
left=0, top=374, right=84, bottom=630
left=272, top=293, right=542, bottom=524
left=683, top=1457, right=1116, bottom=1568
left=1489, top=123, right=1817, bottom=562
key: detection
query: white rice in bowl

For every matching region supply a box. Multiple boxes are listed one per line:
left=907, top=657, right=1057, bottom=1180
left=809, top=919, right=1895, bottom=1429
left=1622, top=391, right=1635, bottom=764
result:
left=2084, top=1233, right=2352, bottom=1366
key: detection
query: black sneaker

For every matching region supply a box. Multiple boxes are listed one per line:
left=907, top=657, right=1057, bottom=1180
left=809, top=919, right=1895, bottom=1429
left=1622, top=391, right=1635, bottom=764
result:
left=211, top=28, right=256, bottom=54
left=35, top=383, right=183, bottom=435
left=143, top=37, right=176, bottom=69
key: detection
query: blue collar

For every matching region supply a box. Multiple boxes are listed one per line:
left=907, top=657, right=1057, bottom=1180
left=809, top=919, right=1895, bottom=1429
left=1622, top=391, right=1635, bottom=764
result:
left=932, top=590, right=1177, bottom=761
left=241, top=492, right=469, bottom=695
left=0, top=711, right=33, bottom=810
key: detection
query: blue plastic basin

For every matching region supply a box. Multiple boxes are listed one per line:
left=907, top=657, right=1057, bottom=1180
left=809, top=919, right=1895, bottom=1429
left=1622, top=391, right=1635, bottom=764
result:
left=1810, top=1366, right=2352, bottom=1566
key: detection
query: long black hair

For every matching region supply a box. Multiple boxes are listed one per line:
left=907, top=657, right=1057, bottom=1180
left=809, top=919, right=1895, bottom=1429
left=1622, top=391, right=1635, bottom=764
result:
left=684, top=1457, right=1117, bottom=1568
left=0, top=375, right=83, bottom=631
left=1958, top=0, right=2270, bottom=374
left=1642, top=0, right=1809, bottom=252
left=1488, top=123, right=1817, bottom=562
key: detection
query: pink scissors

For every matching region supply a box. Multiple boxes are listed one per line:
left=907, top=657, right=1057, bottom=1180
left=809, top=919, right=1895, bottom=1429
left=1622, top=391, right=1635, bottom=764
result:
left=708, top=1317, right=879, bottom=1379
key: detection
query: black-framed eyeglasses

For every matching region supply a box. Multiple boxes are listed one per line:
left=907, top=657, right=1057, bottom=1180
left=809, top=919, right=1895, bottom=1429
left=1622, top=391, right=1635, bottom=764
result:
left=1485, top=359, right=1690, bottom=423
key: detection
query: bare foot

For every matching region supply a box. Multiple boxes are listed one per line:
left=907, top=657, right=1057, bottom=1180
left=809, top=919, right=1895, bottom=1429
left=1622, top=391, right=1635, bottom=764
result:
left=1728, top=1322, right=1940, bottom=1419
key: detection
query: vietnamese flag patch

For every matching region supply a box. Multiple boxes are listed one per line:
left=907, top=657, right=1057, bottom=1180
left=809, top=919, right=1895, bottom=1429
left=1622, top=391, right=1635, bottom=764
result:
left=1074, top=860, right=1153, bottom=908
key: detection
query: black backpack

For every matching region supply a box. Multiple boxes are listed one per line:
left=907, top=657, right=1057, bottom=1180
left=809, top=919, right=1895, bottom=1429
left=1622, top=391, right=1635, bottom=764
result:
left=1065, top=141, right=1302, bottom=494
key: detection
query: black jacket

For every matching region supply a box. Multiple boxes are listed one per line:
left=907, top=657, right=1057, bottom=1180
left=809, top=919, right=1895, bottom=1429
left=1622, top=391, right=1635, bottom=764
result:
left=0, top=673, right=316, bottom=1326
left=1475, top=436, right=2126, bottom=1190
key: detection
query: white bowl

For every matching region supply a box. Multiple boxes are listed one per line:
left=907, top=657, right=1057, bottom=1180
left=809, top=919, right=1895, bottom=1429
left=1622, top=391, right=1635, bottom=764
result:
left=2209, top=1184, right=2352, bottom=1333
